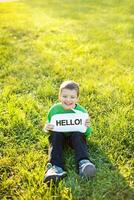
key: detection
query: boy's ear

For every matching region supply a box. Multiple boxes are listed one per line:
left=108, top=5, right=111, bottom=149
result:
left=58, top=94, right=61, bottom=101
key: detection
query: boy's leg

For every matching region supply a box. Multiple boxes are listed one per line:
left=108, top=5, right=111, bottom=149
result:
left=69, top=132, right=89, bottom=163
left=69, top=132, right=96, bottom=178
left=44, top=132, right=67, bottom=183
left=48, top=131, right=65, bottom=169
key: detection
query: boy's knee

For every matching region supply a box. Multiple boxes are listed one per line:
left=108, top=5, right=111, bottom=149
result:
left=71, top=132, right=83, bottom=140
left=52, top=132, right=63, bottom=137
left=49, top=132, right=64, bottom=143
left=53, top=132, right=65, bottom=140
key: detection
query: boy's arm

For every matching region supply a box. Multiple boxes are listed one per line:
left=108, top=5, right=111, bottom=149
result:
left=85, top=127, right=92, bottom=138
left=84, top=113, right=92, bottom=138
left=43, top=106, right=54, bottom=132
left=43, top=122, right=54, bottom=132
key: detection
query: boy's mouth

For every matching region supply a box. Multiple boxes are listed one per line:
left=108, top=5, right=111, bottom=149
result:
left=64, top=102, right=73, bottom=106
left=62, top=102, right=75, bottom=110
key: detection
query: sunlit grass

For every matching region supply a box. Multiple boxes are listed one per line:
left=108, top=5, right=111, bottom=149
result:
left=0, top=0, right=134, bottom=199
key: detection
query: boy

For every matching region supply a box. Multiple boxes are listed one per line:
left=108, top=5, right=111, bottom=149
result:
left=43, top=80, right=96, bottom=183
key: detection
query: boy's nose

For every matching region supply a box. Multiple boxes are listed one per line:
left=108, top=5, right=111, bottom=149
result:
left=66, top=97, right=70, bottom=101
left=66, top=98, right=71, bottom=103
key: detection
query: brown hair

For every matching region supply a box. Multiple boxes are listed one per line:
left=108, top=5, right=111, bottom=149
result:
left=59, top=80, right=79, bottom=96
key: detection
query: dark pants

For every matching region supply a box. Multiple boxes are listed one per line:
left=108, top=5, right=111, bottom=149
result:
left=48, top=131, right=89, bottom=169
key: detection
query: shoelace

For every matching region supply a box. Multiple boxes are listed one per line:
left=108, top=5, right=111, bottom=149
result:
left=47, top=163, right=53, bottom=170
left=79, top=160, right=92, bottom=168
left=47, top=163, right=63, bottom=173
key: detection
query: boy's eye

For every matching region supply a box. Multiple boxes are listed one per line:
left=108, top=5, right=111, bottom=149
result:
left=63, top=95, right=67, bottom=98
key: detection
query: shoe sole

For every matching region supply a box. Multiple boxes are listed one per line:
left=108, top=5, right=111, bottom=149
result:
left=82, top=164, right=96, bottom=177
left=44, top=173, right=67, bottom=184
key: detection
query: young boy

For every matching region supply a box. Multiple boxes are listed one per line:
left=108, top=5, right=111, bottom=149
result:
left=43, top=80, right=96, bottom=183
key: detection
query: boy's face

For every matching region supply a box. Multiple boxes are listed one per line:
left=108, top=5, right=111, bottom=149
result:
left=59, top=88, right=79, bottom=110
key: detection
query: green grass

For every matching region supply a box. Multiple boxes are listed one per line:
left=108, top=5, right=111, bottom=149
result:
left=0, top=0, right=134, bottom=199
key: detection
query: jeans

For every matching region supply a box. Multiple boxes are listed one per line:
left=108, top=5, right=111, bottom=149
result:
left=48, top=131, right=89, bottom=169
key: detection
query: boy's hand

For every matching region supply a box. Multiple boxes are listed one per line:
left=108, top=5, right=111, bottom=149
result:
left=43, top=123, right=54, bottom=132
left=85, top=118, right=90, bottom=127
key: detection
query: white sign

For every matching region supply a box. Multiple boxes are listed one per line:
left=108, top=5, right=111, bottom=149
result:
left=50, top=111, right=89, bottom=133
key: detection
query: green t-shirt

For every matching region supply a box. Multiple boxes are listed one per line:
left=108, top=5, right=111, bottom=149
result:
left=47, top=103, right=92, bottom=138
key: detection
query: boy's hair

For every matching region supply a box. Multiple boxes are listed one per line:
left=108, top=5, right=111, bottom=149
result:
left=59, top=80, right=79, bottom=96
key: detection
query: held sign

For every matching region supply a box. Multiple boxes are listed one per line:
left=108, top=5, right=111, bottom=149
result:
left=50, top=113, right=89, bottom=133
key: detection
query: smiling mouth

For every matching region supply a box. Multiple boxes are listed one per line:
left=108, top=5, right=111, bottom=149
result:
left=64, top=103, right=73, bottom=106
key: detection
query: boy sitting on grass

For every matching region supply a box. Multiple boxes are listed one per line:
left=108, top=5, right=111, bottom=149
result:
left=43, top=80, right=96, bottom=183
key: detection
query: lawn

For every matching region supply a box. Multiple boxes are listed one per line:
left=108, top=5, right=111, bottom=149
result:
left=0, top=0, right=134, bottom=199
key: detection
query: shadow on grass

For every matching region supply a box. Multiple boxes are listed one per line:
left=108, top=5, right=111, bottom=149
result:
left=46, top=141, right=134, bottom=200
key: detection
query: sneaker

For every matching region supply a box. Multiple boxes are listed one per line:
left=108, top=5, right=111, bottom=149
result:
left=44, top=163, right=67, bottom=183
left=79, top=159, right=96, bottom=178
